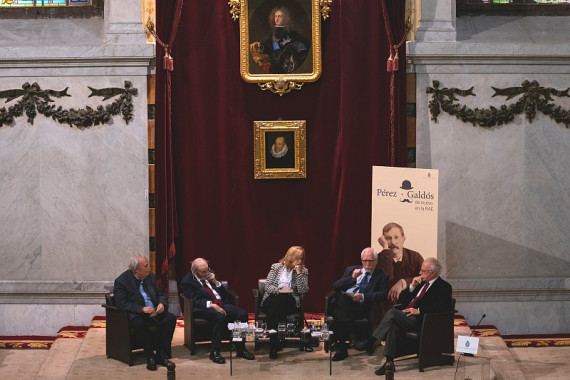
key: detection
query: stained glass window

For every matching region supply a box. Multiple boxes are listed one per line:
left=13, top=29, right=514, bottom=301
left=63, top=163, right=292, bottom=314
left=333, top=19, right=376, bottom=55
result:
left=0, top=0, right=91, bottom=6
left=464, top=0, right=570, bottom=3
left=458, top=0, right=570, bottom=15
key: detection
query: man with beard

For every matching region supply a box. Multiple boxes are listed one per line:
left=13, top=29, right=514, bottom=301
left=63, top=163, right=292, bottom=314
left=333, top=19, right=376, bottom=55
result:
left=374, top=222, right=424, bottom=326
left=266, top=135, right=295, bottom=169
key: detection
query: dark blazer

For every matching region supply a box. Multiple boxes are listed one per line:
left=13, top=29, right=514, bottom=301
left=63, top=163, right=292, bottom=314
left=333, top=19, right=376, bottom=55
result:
left=333, top=266, right=389, bottom=307
left=179, top=272, right=231, bottom=313
left=398, top=276, right=452, bottom=318
left=113, top=270, right=168, bottom=320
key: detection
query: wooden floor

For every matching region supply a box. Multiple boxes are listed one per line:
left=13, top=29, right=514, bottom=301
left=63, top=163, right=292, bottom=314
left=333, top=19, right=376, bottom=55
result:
left=1, top=321, right=569, bottom=379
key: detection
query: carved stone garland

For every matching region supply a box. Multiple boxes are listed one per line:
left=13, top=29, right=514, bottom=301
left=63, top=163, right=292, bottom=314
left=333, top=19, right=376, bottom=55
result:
left=0, top=81, right=137, bottom=128
left=427, top=80, right=570, bottom=128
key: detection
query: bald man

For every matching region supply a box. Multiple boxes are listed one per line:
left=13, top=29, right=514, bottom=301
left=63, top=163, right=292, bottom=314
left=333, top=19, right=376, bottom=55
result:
left=180, top=258, right=255, bottom=364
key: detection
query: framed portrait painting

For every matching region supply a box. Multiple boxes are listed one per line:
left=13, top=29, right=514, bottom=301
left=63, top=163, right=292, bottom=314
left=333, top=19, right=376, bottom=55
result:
left=235, top=0, right=323, bottom=95
left=254, top=120, right=307, bottom=179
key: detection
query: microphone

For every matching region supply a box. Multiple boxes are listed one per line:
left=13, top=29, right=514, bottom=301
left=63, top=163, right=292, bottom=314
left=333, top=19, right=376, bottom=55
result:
left=469, top=313, right=486, bottom=336
left=464, top=313, right=486, bottom=356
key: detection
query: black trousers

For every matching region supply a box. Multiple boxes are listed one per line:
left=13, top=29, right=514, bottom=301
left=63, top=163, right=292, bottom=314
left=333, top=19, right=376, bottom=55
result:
left=193, top=303, right=248, bottom=351
left=261, top=293, right=299, bottom=330
left=332, top=293, right=369, bottom=347
left=371, top=307, right=419, bottom=359
left=130, top=311, right=177, bottom=359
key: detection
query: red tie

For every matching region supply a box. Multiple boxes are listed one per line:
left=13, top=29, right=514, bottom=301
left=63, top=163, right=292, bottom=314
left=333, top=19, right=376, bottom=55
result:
left=201, top=280, right=223, bottom=306
left=407, top=283, right=429, bottom=309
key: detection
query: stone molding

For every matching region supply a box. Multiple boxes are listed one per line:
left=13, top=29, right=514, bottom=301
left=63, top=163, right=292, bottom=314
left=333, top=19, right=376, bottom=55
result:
left=0, top=281, right=113, bottom=305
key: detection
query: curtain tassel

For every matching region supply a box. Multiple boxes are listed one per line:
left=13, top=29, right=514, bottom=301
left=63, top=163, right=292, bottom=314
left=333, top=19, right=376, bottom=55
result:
left=387, top=52, right=393, bottom=72
left=392, top=48, right=399, bottom=72
left=164, top=50, right=174, bottom=71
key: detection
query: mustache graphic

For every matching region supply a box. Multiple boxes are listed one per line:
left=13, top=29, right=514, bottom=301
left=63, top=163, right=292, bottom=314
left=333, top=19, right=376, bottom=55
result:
left=400, top=198, right=412, bottom=203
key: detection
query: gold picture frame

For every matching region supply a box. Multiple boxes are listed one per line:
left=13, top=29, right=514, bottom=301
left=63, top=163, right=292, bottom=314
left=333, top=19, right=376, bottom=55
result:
left=233, top=0, right=323, bottom=96
left=254, top=120, right=307, bottom=179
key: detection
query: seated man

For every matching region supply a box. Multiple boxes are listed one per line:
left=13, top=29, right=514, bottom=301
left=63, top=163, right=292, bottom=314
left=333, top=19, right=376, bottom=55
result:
left=113, top=255, right=177, bottom=371
left=180, top=257, right=255, bottom=364
left=330, top=247, right=389, bottom=361
left=354, top=257, right=452, bottom=376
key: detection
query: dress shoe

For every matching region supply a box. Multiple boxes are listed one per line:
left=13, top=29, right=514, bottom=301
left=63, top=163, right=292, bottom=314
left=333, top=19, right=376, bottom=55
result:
left=353, top=338, right=377, bottom=356
left=375, top=360, right=395, bottom=376
left=236, top=348, right=255, bottom=360
left=331, top=348, right=348, bottom=361
left=155, top=352, right=171, bottom=367
left=146, top=357, right=157, bottom=371
left=209, top=350, right=226, bottom=364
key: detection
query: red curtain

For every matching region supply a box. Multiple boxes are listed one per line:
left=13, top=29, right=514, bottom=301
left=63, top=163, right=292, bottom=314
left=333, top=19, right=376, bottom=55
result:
left=156, top=0, right=407, bottom=312
left=155, top=0, right=182, bottom=290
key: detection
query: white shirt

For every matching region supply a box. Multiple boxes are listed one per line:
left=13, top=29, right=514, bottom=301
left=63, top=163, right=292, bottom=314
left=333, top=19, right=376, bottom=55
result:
left=278, top=267, right=293, bottom=289
left=194, top=274, right=221, bottom=308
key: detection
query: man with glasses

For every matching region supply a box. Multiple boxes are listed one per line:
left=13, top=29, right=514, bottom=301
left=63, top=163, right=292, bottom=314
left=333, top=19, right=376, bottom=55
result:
left=180, top=258, right=255, bottom=364
left=330, top=247, right=389, bottom=361
left=354, top=257, right=452, bottom=376
left=113, top=255, right=177, bottom=371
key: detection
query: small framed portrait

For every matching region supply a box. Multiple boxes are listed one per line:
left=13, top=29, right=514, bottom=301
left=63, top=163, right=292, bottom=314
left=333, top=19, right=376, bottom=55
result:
left=237, top=0, right=322, bottom=95
left=254, top=120, right=307, bottom=179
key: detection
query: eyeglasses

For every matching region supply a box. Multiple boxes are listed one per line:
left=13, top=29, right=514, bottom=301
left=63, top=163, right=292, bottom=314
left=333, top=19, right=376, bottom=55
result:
left=362, top=259, right=376, bottom=263
left=419, top=269, right=433, bottom=273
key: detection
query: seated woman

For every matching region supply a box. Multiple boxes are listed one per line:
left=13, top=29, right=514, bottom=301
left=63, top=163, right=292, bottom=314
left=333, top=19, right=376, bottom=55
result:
left=260, top=245, right=309, bottom=359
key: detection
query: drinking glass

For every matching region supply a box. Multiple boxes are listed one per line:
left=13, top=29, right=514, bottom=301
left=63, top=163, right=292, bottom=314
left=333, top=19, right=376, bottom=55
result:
left=320, top=322, right=330, bottom=341
left=261, top=322, right=268, bottom=337
left=278, top=321, right=286, bottom=339
left=286, top=322, right=295, bottom=337
left=233, top=320, right=241, bottom=339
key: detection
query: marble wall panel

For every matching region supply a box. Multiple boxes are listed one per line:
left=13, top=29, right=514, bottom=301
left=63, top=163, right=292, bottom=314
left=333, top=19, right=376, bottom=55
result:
left=412, top=41, right=570, bottom=333
left=0, top=0, right=152, bottom=337
left=457, top=299, right=569, bottom=335
left=0, top=77, right=148, bottom=283
left=0, top=304, right=102, bottom=336
left=0, top=118, right=42, bottom=280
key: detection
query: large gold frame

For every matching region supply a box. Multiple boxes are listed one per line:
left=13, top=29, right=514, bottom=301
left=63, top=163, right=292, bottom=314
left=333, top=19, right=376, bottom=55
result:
left=254, top=120, right=307, bottom=179
left=230, top=0, right=328, bottom=96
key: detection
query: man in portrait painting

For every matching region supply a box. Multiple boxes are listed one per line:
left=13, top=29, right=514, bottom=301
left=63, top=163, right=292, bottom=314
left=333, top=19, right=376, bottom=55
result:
left=249, top=5, right=310, bottom=74
left=266, top=133, right=295, bottom=169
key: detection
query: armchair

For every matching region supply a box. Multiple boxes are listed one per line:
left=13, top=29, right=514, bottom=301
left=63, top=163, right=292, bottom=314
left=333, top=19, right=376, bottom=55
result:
left=181, top=280, right=238, bottom=355
left=397, top=298, right=457, bottom=371
left=323, top=290, right=383, bottom=352
left=102, top=292, right=157, bottom=365
left=252, top=279, right=305, bottom=350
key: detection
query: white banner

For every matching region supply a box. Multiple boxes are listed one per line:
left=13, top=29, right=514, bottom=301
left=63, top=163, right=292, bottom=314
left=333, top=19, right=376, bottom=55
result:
left=371, top=166, right=439, bottom=259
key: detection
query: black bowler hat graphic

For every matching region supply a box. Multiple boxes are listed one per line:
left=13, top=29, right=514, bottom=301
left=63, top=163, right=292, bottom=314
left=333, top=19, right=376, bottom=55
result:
left=400, top=180, right=413, bottom=190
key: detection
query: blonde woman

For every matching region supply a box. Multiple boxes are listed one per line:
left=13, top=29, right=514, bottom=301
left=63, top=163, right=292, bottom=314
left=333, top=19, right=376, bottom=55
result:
left=260, top=246, right=308, bottom=358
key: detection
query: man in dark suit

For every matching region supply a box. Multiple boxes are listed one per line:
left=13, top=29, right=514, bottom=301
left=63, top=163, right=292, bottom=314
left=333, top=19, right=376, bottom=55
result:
left=113, top=255, right=177, bottom=371
left=354, top=257, right=452, bottom=376
left=179, top=257, right=255, bottom=364
left=330, top=247, right=389, bottom=361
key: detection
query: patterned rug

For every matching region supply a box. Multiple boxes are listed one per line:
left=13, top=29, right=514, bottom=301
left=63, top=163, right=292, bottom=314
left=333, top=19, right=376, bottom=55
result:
left=0, top=325, right=88, bottom=349
left=2, top=314, right=568, bottom=349
left=502, top=334, right=570, bottom=347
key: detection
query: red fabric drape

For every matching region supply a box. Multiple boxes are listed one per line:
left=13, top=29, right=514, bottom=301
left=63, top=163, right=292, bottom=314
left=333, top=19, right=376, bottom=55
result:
left=156, top=0, right=407, bottom=312
left=155, top=0, right=183, bottom=290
